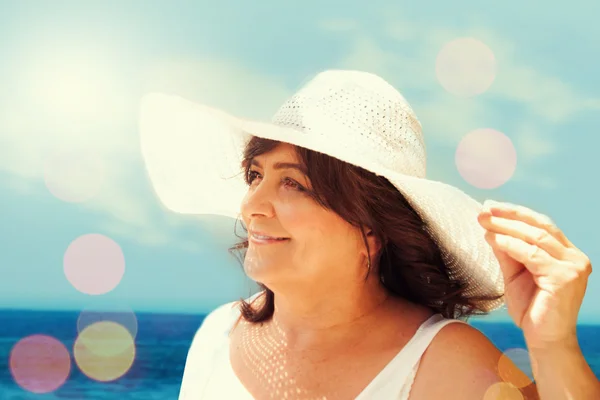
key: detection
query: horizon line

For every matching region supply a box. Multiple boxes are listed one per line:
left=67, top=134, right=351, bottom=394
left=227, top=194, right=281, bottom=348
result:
left=1, top=307, right=598, bottom=326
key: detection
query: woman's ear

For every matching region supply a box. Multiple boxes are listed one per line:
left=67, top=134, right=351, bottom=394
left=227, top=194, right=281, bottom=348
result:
left=364, top=228, right=383, bottom=256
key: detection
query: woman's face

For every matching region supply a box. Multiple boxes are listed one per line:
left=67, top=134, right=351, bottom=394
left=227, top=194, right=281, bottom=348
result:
left=240, top=143, right=370, bottom=290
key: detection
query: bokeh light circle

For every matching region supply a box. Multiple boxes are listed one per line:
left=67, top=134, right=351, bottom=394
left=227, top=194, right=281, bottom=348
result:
left=483, top=382, right=524, bottom=400
left=77, top=307, right=138, bottom=342
left=498, top=348, right=534, bottom=388
left=64, top=233, right=125, bottom=295
left=74, top=321, right=136, bottom=382
left=436, top=37, right=497, bottom=97
left=9, top=335, right=71, bottom=394
left=473, top=367, right=501, bottom=389
left=455, top=128, right=517, bottom=189
left=43, top=149, right=105, bottom=203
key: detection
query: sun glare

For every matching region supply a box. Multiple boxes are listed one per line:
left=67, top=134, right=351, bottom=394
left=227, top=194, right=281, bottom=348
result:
left=20, top=44, right=124, bottom=121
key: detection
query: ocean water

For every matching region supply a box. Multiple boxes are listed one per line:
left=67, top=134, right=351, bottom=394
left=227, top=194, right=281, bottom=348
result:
left=1, top=310, right=599, bottom=399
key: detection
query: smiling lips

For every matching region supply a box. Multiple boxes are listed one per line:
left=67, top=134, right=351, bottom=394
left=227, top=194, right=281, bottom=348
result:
left=249, top=231, right=290, bottom=244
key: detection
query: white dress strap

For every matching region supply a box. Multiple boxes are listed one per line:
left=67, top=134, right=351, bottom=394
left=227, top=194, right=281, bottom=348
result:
left=397, top=315, right=468, bottom=400
left=356, top=314, right=467, bottom=399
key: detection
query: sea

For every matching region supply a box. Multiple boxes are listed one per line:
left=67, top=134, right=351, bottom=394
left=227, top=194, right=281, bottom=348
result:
left=1, top=310, right=599, bottom=399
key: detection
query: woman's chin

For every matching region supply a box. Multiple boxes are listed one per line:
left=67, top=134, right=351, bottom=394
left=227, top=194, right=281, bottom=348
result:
left=243, top=262, right=279, bottom=282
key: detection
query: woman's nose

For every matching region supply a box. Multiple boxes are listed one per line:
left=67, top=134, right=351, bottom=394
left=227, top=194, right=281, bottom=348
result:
left=241, top=178, right=277, bottom=218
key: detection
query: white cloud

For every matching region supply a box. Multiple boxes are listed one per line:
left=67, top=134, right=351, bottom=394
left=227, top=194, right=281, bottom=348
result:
left=507, top=122, right=559, bottom=189
left=513, top=122, right=558, bottom=162
left=327, top=14, right=600, bottom=132
left=320, top=17, right=594, bottom=190
left=583, top=98, right=600, bottom=110
left=415, top=24, right=599, bottom=124
left=510, top=169, right=558, bottom=190
left=332, top=34, right=493, bottom=145
left=492, top=64, right=593, bottom=124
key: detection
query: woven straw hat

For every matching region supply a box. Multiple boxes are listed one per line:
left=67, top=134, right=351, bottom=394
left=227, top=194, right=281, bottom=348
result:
left=139, top=69, right=505, bottom=312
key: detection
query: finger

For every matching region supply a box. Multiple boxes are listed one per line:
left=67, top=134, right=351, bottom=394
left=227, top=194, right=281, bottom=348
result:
left=478, top=211, right=567, bottom=260
left=484, top=201, right=572, bottom=248
left=486, top=232, right=554, bottom=276
left=484, top=231, right=529, bottom=286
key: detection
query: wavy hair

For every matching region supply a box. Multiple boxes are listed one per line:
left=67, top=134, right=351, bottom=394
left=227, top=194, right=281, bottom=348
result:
left=228, top=136, right=504, bottom=323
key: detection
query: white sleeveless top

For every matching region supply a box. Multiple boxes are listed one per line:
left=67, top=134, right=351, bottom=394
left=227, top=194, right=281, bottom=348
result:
left=178, top=300, right=467, bottom=399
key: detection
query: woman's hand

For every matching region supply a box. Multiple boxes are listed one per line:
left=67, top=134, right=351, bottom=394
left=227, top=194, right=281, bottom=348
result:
left=477, top=200, right=592, bottom=351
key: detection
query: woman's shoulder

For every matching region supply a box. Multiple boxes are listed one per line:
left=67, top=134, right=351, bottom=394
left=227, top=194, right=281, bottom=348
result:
left=406, top=321, right=538, bottom=399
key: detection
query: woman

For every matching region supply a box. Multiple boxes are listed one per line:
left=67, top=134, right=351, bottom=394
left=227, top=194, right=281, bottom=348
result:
left=139, top=70, right=598, bottom=399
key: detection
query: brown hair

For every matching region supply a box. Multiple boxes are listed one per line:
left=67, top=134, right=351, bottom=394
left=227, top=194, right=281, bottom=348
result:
left=228, top=136, right=504, bottom=323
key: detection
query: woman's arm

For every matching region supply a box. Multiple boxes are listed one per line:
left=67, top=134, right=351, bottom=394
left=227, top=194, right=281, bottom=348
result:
left=412, top=323, right=599, bottom=400
left=477, top=201, right=598, bottom=398
left=528, top=336, right=600, bottom=400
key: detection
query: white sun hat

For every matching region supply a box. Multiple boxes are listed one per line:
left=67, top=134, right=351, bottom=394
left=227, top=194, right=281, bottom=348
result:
left=138, top=69, right=505, bottom=312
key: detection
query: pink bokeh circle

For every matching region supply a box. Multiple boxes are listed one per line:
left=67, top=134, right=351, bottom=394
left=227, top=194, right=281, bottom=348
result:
left=64, top=233, right=125, bottom=295
left=9, top=335, right=71, bottom=394
left=455, top=128, right=517, bottom=189
left=436, top=37, right=497, bottom=97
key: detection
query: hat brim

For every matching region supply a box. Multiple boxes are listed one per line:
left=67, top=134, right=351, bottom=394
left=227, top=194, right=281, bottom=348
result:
left=139, top=92, right=505, bottom=312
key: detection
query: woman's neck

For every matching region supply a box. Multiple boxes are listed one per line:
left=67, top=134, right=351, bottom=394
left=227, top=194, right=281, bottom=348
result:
left=266, top=285, right=393, bottom=353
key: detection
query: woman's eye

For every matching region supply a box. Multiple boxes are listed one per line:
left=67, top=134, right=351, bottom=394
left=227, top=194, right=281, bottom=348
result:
left=246, top=170, right=259, bottom=184
left=283, top=178, right=300, bottom=190
left=245, top=171, right=305, bottom=192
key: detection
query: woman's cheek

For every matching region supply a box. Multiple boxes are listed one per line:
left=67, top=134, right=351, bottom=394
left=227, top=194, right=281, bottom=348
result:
left=276, top=200, right=311, bottom=224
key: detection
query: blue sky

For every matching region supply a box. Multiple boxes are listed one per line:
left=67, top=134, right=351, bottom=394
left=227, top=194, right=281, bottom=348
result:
left=1, top=0, right=599, bottom=323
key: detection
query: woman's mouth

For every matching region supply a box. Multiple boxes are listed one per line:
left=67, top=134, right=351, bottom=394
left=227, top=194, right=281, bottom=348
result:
left=249, top=232, right=290, bottom=245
